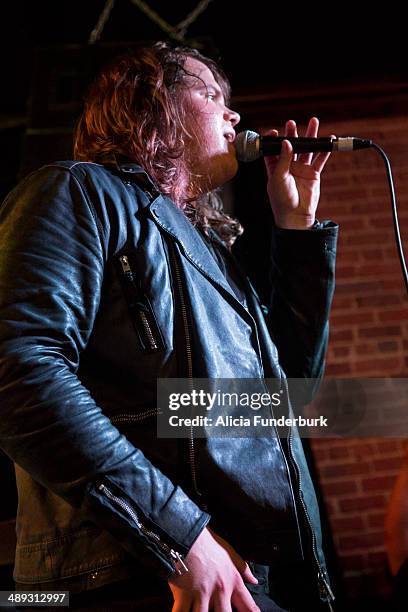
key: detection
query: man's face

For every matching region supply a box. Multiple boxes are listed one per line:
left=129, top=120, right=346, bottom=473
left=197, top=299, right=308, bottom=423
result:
left=182, top=57, right=240, bottom=194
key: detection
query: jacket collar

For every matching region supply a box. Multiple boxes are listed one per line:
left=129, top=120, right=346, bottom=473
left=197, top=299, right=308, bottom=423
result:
left=149, top=194, right=252, bottom=319
left=112, top=161, right=252, bottom=318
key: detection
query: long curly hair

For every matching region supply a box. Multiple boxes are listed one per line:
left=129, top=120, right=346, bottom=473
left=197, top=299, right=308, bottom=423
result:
left=73, top=42, right=243, bottom=246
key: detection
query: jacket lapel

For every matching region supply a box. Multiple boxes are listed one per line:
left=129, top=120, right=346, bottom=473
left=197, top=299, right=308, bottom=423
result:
left=149, top=195, right=251, bottom=318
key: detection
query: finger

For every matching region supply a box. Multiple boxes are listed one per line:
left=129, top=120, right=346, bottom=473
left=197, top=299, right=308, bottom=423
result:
left=284, top=120, right=298, bottom=161
left=263, top=128, right=279, bottom=137
left=231, top=585, right=260, bottom=612
left=192, top=598, right=210, bottom=612
left=222, top=545, right=257, bottom=585
left=172, top=594, right=194, bottom=612
left=312, top=133, right=336, bottom=173
left=172, top=602, right=192, bottom=612
left=305, top=116, right=319, bottom=138
left=299, top=116, right=319, bottom=165
left=273, top=139, right=293, bottom=177
left=263, top=129, right=279, bottom=177
left=240, top=562, right=258, bottom=585
left=312, top=151, right=331, bottom=174
left=213, top=596, right=233, bottom=612
left=207, top=530, right=258, bottom=586
left=284, top=119, right=298, bottom=138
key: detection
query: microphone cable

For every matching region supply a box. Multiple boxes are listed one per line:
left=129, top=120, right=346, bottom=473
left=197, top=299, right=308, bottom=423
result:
left=370, top=143, right=408, bottom=296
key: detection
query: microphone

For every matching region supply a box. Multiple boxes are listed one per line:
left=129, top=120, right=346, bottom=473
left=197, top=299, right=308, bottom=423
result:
left=235, top=130, right=373, bottom=162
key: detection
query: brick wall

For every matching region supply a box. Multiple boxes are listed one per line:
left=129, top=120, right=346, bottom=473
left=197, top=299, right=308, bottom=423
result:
left=311, top=114, right=408, bottom=599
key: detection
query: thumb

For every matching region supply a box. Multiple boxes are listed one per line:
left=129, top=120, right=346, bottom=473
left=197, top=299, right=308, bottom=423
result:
left=241, top=562, right=259, bottom=585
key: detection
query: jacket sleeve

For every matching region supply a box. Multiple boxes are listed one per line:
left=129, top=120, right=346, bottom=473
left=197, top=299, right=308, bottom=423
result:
left=0, top=165, right=210, bottom=577
left=267, top=221, right=338, bottom=401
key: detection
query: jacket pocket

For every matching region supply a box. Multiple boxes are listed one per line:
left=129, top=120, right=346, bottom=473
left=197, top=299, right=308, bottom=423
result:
left=117, top=254, right=166, bottom=353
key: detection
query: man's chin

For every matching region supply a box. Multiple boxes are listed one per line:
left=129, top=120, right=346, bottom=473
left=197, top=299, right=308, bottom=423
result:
left=212, top=158, right=239, bottom=189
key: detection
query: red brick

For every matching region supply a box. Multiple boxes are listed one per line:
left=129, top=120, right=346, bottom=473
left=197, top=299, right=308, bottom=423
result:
left=336, top=281, right=379, bottom=295
left=351, top=202, right=392, bottom=213
left=358, top=263, right=400, bottom=277
left=367, top=551, right=388, bottom=568
left=338, top=553, right=365, bottom=571
left=355, top=343, right=376, bottom=355
left=339, top=532, right=385, bottom=550
left=361, top=249, right=385, bottom=260
left=319, top=115, right=408, bottom=601
left=385, top=247, right=402, bottom=258
left=353, top=358, right=401, bottom=374
left=336, top=251, right=363, bottom=263
left=342, top=573, right=382, bottom=598
left=325, top=363, right=352, bottom=376
left=336, top=266, right=358, bottom=279
left=373, top=457, right=405, bottom=472
left=382, top=278, right=408, bottom=291
left=333, top=190, right=369, bottom=202
left=321, top=462, right=371, bottom=479
left=357, top=295, right=402, bottom=308
left=367, top=513, right=385, bottom=529
left=376, top=440, right=405, bottom=454
left=333, top=346, right=351, bottom=358
left=378, top=309, right=408, bottom=322
left=319, top=204, right=354, bottom=215
left=329, top=329, right=354, bottom=342
left=323, top=499, right=337, bottom=515
left=328, top=446, right=351, bottom=460
left=331, top=312, right=374, bottom=326
left=321, top=480, right=358, bottom=496
left=358, top=326, right=401, bottom=338
left=349, top=442, right=377, bottom=460
left=311, top=447, right=329, bottom=461
left=345, top=232, right=393, bottom=246
left=331, top=516, right=365, bottom=532
left=339, top=495, right=385, bottom=513
left=361, top=476, right=396, bottom=492
left=331, top=298, right=355, bottom=312
left=377, top=341, right=400, bottom=353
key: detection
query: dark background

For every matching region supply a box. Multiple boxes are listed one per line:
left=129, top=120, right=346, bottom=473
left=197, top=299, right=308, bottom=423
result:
left=0, top=0, right=406, bottom=116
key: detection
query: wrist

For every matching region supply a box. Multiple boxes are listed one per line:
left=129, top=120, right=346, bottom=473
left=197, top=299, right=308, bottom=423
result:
left=274, top=213, right=316, bottom=230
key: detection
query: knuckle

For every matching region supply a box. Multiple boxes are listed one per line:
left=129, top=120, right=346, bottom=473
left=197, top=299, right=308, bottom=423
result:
left=215, top=579, right=227, bottom=593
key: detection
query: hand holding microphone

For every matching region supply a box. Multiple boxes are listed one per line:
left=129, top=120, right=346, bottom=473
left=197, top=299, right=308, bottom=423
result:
left=253, top=117, right=336, bottom=229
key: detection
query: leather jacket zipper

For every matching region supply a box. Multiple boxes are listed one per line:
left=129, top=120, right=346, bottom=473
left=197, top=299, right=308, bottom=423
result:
left=111, top=408, right=159, bottom=425
left=119, top=255, right=165, bottom=353
left=167, top=241, right=205, bottom=506
left=287, top=429, right=335, bottom=605
left=98, top=482, right=188, bottom=575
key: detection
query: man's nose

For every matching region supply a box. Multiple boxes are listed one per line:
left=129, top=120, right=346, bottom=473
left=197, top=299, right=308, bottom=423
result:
left=225, top=107, right=240, bottom=127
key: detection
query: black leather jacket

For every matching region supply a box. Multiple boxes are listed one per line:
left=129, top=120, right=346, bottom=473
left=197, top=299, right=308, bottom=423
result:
left=0, top=161, right=337, bottom=601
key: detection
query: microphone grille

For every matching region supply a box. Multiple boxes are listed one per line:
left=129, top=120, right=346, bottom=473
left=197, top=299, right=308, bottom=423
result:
left=235, top=130, right=261, bottom=162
